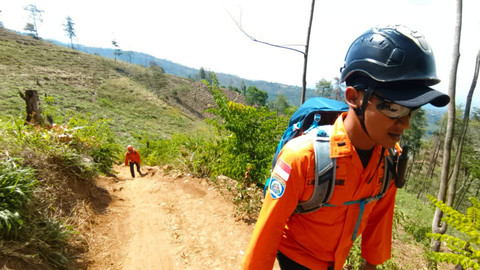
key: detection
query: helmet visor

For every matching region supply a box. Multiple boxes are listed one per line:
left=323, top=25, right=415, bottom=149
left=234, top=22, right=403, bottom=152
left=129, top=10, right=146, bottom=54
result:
left=374, top=83, right=450, bottom=108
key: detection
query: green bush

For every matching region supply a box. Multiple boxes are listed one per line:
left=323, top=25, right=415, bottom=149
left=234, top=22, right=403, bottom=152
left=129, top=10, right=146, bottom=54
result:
left=427, top=195, right=480, bottom=269
left=0, top=116, right=108, bottom=268
left=0, top=158, right=37, bottom=238
left=204, top=76, right=288, bottom=186
left=68, top=115, right=121, bottom=175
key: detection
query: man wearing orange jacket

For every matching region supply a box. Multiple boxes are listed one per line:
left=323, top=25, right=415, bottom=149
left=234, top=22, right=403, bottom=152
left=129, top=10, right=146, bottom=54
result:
left=125, top=145, right=143, bottom=178
left=242, top=25, right=450, bottom=270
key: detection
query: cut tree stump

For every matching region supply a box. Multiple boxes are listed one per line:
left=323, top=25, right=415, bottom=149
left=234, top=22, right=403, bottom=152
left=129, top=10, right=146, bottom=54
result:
left=19, top=89, right=44, bottom=125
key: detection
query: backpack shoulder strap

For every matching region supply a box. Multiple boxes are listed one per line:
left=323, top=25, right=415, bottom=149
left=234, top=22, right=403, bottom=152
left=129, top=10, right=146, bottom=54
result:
left=295, top=128, right=336, bottom=214
left=381, top=148, right=397, bottom=195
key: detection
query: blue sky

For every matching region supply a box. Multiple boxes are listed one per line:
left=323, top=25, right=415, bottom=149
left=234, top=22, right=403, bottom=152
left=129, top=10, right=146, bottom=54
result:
left=1, top=0, right=479, bottom=107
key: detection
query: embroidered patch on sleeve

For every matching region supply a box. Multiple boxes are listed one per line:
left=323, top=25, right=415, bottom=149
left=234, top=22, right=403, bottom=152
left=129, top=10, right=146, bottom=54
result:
left=273, top=158, right=292, bottom=181
left=269, top=175, right=286, bottom=199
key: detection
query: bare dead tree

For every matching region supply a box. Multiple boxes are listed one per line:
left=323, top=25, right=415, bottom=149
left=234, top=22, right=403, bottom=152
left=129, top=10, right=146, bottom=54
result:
left=228, top=0, right=316, bottom=105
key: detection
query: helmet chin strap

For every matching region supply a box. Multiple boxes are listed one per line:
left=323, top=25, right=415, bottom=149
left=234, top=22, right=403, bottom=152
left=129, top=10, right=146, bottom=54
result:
left=353, top=83, right=376, bottom=140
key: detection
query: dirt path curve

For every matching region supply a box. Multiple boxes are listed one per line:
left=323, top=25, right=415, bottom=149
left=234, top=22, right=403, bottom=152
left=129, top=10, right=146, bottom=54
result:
left=87, top=165, right=258, bottom=270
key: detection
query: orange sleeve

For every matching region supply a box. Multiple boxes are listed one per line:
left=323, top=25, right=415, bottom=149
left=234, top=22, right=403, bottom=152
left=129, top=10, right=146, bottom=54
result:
left=242, top=140, right=311, bottom=269
left=360, top=182, right=397, bottom=265
left=125, top=152, right=129, bottom=166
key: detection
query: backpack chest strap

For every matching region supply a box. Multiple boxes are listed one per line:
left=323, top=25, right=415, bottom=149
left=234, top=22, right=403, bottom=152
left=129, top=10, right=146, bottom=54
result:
left=343, top=194, right=384, bottom=241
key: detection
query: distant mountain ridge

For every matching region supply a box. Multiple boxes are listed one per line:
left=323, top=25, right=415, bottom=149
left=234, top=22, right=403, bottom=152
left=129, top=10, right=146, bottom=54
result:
left=48, top=40, right=318, bottom=107
left=47, top=39, right=446, bottom=134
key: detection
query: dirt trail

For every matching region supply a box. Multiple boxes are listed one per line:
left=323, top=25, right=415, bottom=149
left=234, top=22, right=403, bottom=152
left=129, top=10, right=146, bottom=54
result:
left=87, top=165, right=258, bottom=270
left=80, top=165, right=441, bottom=270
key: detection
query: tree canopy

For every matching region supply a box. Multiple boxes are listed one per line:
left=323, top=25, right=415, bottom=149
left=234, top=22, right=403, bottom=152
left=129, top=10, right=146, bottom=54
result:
left=245, top=86, right=268, bottom=107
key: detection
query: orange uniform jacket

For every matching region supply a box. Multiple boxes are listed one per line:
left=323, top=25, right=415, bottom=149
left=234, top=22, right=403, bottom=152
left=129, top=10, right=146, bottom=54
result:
left=242, top=113, right=398, bottom=270
left=125, top=149, right=141, bottom=166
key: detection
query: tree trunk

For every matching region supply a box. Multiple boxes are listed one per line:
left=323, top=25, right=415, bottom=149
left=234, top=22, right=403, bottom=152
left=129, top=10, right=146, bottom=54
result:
left=300, top=0, right=315, bottom=105
left=449, top=48, right=479, bottom=209
left=406, top=151, right=417, bottom=183
left=427, top=133, right=442, bottom=179
left=454, top=172, right=472, bottom=210
left=19, top=89, right=44, bottom=125
left=430, top=0, right=462, bottom=255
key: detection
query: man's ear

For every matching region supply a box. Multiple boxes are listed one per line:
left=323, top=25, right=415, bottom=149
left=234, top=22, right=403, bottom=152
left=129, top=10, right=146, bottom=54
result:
left=345, top=86, right=362, bottom=108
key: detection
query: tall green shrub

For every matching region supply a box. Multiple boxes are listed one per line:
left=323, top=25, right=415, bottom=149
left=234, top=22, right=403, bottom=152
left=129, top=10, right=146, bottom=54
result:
left=68, top=116, right=121, bottom=175
left=141, top=133, right=214, bottom=177
left=204, top=76, right=288, bottom=186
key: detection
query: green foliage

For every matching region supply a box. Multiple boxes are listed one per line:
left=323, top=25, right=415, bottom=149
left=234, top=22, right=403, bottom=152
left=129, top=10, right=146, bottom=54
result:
left=402, top=108, right=427, bottom=155
left=197, top=67, right=214, bottom=84
left=344, top=236, right=400, bottom=269
left=41, top=95, right=65, bottom=124
left=395, top=189, right=435, bottom=244
left=204, top=76, right=288, bottom=186
left=316, top=78, right=334, bottom=98
left=245, top=86, right=268, bottom=107
left=141, top=134, right=210, bottom=172
left=23, top=23, right=36, bottom=36
left=268, top=93, right=291, bottom=115
left=0, top=158, right=37, bottom=237
left=1, top=111, right=120, bottom=177
left=67, top=115, right=121, bottom=175
left=344, top=238, right=364, bottom=269
left=0, top=116, right=108, bottom=268
left=427, top=195, right=480, bottom=269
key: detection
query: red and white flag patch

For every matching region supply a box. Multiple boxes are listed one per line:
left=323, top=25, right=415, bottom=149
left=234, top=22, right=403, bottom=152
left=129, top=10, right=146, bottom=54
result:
left=273, top=158, right=292, bottom=181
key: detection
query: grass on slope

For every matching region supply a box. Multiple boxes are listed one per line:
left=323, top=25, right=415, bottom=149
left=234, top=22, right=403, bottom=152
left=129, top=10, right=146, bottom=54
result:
left=0, top=28, right=211, bottom=146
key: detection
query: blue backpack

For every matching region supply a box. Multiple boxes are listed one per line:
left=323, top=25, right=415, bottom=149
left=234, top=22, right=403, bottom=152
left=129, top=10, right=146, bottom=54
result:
left=271, top=97, right=349, bottom=168
left=265, top=97, right=407, bottom=216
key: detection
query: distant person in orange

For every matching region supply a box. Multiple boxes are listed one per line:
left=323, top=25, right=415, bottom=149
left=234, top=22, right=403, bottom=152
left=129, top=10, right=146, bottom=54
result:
left=242, top=25, right=450, bottom=270
left=125, top=145, right=143, bottom=178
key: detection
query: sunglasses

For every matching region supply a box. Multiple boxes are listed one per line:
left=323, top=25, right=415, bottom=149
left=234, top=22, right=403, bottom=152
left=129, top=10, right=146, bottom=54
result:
left=372, top=93, right=419, bottom=119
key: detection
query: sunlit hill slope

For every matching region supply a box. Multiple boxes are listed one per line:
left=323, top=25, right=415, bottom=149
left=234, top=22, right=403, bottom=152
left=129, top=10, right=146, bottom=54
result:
left=0, top=27, right=245, bottom=143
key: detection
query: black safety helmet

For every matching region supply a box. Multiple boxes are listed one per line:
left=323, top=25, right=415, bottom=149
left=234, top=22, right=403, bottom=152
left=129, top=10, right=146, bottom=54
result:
left=339, top=25, right=450, bottom=137
left=341, top=25, right=440, bottom=86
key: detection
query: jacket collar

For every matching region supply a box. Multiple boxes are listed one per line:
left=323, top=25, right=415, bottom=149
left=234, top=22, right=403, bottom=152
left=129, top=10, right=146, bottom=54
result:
left=330, top=112, right=385, bottom=159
